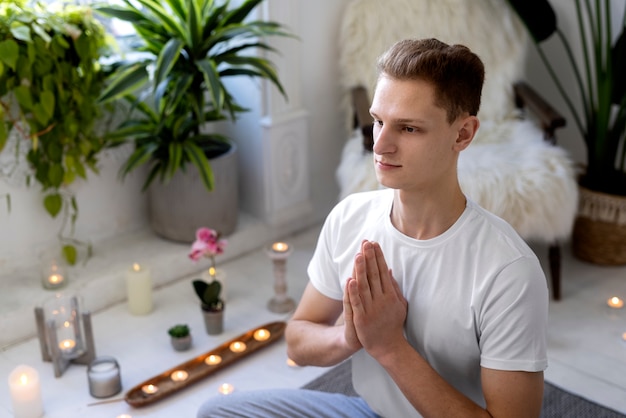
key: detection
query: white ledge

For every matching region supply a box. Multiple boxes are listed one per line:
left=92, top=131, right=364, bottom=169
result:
left=0, top=211, right=318, bottom=349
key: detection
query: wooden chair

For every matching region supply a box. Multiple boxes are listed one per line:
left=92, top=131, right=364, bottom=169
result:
left=335, top=0, right=579, bottom=300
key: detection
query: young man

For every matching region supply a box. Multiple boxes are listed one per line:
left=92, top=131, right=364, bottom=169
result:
left=197, top=38, right=548, bottom=418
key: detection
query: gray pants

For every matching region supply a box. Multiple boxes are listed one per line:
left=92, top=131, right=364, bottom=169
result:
left=196, top=388, right=380, bottom=418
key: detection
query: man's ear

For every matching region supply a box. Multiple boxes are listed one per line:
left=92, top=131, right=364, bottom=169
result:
left=454, top=116, right=479, bottom=151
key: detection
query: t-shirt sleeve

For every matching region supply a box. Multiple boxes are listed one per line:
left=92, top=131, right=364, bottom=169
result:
left=479, top=255, right=549, bottom=372
left=306, top=209, right=345, bottom=301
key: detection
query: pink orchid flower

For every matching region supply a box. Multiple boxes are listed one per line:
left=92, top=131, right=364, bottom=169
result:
left=188, top=228, right=227, bottom=268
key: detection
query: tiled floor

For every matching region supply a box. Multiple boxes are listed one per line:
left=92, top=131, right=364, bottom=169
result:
left=1, top=224, right=625, bottom=417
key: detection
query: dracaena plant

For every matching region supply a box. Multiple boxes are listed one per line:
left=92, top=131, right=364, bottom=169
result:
left=95, top=0, right=293, bottom=192
left=0, top=2, right=112, bottom=263
left=507, top=0, right=626, bottom=196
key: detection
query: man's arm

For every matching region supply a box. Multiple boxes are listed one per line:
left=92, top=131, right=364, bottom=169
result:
left=351, top=240, right=544, bottom=418
left=285, top=283, right=358, bottom=367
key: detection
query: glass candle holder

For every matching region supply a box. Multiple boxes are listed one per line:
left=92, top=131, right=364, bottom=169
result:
left=88, top=356, right=122, bottom=398
left=41, top=293, right=86, bottom=361
left=40, top=249, right=69, bottom=290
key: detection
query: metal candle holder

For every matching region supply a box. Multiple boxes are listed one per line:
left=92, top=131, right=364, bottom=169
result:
left=266, top=242, right=296, bottom=314
left=34, top=295, right=96, bottom=378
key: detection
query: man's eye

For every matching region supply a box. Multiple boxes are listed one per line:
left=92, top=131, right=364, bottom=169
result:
left=373, top=119, right=383, bottom=126
left=405, top=126, right=415, bottom=133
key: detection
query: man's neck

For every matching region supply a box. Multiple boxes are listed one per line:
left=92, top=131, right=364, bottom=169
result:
left=390, top=185, right=467, bottom=240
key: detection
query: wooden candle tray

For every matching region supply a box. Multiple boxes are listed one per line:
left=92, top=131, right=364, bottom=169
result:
left=125, top=321, right=286, bottom=407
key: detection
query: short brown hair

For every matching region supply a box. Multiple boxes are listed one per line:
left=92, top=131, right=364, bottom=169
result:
left=377, top=38, right=485, bottom=123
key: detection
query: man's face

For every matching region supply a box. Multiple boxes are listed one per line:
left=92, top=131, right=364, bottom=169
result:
left=369, top=75, right=467, bottom=193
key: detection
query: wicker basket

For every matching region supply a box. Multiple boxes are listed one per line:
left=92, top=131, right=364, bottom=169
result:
left=572, top=186, right=626, bottom=265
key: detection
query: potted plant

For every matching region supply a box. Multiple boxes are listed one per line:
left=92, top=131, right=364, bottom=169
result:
left=0, top=2, right=113, bottom=264
left=167, top=324, right=192, bottom=351
left=95, top=0, right=293, bottom=242
left=507, top=0, right=626, bottom=264
left=189, top=227, right=227, bottom=335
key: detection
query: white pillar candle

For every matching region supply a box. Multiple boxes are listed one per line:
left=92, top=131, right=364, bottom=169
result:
left=8, top=365, right=44, bottom=418
left=126, top=263, right=153, bottom=315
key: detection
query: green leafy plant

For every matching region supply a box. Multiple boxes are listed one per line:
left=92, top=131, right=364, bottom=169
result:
left=168, top=324, right=190, bottom=338
left=193, top=279, right=223, bottom=311
left=507, top=0, right=626, bottom=196
left=0, top=2, right=113, bottom=263
left=96, top=0, right=293, bottom=192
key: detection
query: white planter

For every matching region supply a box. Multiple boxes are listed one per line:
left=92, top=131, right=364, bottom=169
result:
left=148, top=145, right=239, bottom=242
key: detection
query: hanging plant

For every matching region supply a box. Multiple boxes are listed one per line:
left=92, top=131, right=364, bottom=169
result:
left=0, top=2, right=114, bottom=263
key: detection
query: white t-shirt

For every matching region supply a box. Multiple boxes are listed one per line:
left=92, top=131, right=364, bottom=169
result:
left=308, top=189, right=549, bottom=417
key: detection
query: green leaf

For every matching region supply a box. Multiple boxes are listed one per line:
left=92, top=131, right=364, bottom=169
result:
left=48, top=164, right=64, bottom=188
left=10, top=24, right=32, bottom=43
left=99, top=63, right=149, bottom=103
left=154, top=38, right=183, bottom=89
left=14, top=85, right=33, bottom=110
left=62, top=245, right=77, bottom=266
left=183, top=140, right=214, bottom=191
left=43, top=193, right=63, bottom=218
left=0, top=40, right=19, bottom=71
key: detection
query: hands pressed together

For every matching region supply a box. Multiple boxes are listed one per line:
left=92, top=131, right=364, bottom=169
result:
left=343, top=240, right=408, bottom=359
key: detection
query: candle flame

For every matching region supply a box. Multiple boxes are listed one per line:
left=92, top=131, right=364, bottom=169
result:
left=218, top=383, right=234, bottom=395
left=63, top=321, right=71, bottom=328
left=48, top=274, right=63, bottom=284
left=253, top=329, right=270, bottom=341
left=142, top=384, right=159, bottom=394
left=132, top=263, right=141, bottom=272
left=19, top=374, right=28, bottom=385
left=205, top=354, right=222, bottom=365
left=170, top=370, right=188, bottom=382
left=209, top=267, right=216, bottom=277
left=229, top=341, right=247, bottom=353
left=271, top=242, right=289, bottom=252
left=608, top=296, right=624, bottom=308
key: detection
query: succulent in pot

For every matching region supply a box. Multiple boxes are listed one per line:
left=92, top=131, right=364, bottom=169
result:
left=168, top=324, right=192, bottom=351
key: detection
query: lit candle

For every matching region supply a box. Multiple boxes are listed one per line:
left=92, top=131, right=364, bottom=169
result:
left=271, top=242, right=289, bottom=253
left=59, top=339, right=76, bottom=354
left=141, top=384, right=159, bottom=394
left=607, top=296, right=624, bottom=309
left=8, top=365, right=44, bottom=418
left=88, top=356, right=122, bottom=399
left=622, top=332, right=626, bottom=342
left=170, top=370, right=188, bottom=382
left=205, top=354, right=222, bottom=366
left=117, top=415, right=132, bottom=418
left=229, top=341, right=247, bottom=353
left=253, top=329, right=270, bottom=341
left=48, top=274, right=64, bottom=285
left=126, top=263, right=153, bottom=315
left=218, top=383, right=234, bottom=395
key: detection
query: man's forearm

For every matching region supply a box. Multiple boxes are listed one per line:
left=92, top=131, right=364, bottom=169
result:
left=285, top=319, right=358, bottom=367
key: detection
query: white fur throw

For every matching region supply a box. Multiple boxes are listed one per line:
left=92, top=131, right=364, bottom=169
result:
left=335, top=0, right=579, bottom=242
left=339, top=0, right=530, bottom=129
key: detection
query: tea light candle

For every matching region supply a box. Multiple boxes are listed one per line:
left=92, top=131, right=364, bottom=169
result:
left=253, top=329, right=270, bottom=341
left=218, top=383, right=234, bottom=395
left=229, top=341, right=247, bottom=353
left=271, top=242, right=289, bottom=253
left=59, top=338, right=76, bottom=352
left=205, top=354, right=222, bottom=366
left=141, top=384, right=159, bottom=394
left=126, top=263, right=153, bottom=315
left=88, top=356, right=122, bottom=398
left=607, top=296, right=624, bottom=309
left=8, top=365, right=44, bottom=418
left=170, top=370, right=188, bottom=382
